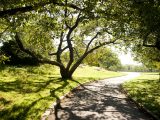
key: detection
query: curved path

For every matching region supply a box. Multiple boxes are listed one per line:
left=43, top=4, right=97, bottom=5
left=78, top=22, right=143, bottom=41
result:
left=46, top=72, right=154, bottom=120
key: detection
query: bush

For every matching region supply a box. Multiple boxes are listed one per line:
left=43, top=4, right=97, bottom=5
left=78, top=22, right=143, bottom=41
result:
left=0, top=40, right=39, bottom=66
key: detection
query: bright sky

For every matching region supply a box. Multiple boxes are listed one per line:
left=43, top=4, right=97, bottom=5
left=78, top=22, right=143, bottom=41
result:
left=0, top=43, right=2, bottom=46
left=118, top=52, right=141, bottom=65
left=111, top=46, right=141, bottom=65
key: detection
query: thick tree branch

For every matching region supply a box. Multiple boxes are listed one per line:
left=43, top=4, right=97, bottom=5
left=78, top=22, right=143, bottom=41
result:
left=39, top=58, right=64, bottom=67
left=0, top=1, right=82, bottom=18
left=64, top=0, right=71, bottom=29
left=49, top=46, right=68, bottom=56
left=56, top=31, right=64, bottom=63
left=15, top=33, right=38, bottom=60
left=66, top=12, right=81, bottom=70
left=15, top=33, right=63, bottom=67
left=69, top=39, right=117, bottom=75
left=70, top=12, right=81, bottom=30
left=86, top=40, right=117, bottom=54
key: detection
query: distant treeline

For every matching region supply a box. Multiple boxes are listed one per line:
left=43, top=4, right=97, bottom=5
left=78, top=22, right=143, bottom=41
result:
left=120, top=64, right=158, bottom=72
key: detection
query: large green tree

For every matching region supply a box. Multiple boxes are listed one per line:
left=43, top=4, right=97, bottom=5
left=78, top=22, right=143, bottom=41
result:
left=0, top=0, right=128, bottom=79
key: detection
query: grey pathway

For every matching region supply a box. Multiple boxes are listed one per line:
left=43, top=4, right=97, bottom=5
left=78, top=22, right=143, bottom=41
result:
left=46, top=72, right=154, bottom=120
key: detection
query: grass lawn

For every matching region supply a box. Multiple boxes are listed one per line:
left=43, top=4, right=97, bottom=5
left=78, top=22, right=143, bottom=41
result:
left=123, top=72, right=160, bottom=118
left=0, top=64, right=124, bottom=120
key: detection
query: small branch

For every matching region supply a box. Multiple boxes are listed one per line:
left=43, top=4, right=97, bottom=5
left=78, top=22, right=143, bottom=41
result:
left=143, top=33, right=156, bottom=47
left=73, top=47, right=80, bottom=58
left=48, top=52, right=57, bottom=56
left=85, top=32, right=99, bottom=53
left=86, top=40, right=117, bottom=54
left=53, top=1, right=82, bottom=11
left=143, top=43, right=156, bottom=47
left=102, top=28, right=113, bottom=35
left=61, top=46, right=69, bottom=53
left=49, top=46, right=68, bottom=56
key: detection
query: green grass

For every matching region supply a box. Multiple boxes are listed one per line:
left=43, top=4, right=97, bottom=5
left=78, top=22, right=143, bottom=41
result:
left=0, top=64, right=124, bottom=120
left=123, top=73, right=160, bottom=118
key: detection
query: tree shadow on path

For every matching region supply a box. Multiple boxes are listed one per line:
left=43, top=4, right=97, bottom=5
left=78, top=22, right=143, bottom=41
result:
left=52, top=79, right=154, bottom=120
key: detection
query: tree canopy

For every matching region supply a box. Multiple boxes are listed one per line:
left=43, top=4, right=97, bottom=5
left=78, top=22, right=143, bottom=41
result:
left=0, top=0, right=159, bottom=78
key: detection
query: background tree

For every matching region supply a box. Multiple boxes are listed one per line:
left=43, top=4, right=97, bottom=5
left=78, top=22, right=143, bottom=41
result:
left=84, top=47, right=122, bottom=71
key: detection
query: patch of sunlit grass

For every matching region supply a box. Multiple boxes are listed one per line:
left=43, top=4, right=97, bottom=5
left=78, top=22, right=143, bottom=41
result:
left=123, top=73, right=160, bottom=118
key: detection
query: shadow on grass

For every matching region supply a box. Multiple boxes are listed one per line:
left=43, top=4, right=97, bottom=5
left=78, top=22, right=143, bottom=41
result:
left=0, top=77, right=62, bottom=93
left=0, top=65, right=6, bottom=71
left=0, top=97, right=11, bottom=105
left=124, top=78, right=160, bottom=118
left=0, top=96, right=50, bottom=120
left=0, top=77, right=73, bottom=120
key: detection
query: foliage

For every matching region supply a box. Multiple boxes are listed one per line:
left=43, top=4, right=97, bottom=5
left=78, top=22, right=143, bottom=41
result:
left=123, top=73, right=160, bottom=118
left=1, top=0, right=159, bottom=78
left=84, top=47, right=122, bottom=70
left=132, top=45, right=160, bottom=70
left=0, top=40, right=39, bottom=65
left=0, top=0, right=129, bottom=79
left=116, top=0, right=160, bottom=70
left=0, top=64, right=125, bottom=120
left=116, top=0, right=160, bottom=50
left=0, top=54, right=9, bottom=64
left=131, top=0, right=160, bottom=50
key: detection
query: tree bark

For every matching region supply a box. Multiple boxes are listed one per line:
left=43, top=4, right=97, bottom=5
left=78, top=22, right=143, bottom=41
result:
left=60, top=67, right=72, bottom=79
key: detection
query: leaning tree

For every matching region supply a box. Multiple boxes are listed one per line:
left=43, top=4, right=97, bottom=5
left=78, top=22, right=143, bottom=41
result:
left=0, top=0, right=129, bottom=79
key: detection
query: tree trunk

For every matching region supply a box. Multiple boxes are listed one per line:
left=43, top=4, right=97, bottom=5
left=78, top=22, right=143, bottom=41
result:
left=60, top=67, right=72, bottom=79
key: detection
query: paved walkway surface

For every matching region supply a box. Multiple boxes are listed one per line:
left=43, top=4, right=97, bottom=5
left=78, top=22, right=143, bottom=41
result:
left=47, top=72, right=154, bottom=120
